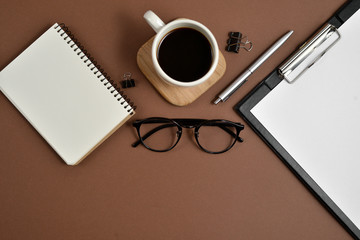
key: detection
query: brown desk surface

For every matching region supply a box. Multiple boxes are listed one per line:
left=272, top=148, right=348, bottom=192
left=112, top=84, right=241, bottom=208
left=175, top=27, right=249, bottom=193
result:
left=0, top=0, right=353, bottom=239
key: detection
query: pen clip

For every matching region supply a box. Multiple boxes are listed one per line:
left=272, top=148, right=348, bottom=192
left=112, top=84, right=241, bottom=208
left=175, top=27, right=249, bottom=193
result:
left=279, top=23, right=341, bottom=84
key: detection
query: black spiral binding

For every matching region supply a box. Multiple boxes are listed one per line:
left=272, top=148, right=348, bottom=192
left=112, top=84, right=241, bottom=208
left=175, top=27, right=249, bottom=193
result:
left=54, top=23, right=136, bottom=115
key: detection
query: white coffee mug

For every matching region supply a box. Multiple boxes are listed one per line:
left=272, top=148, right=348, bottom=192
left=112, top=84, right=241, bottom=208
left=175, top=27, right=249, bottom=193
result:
left=144, top=10, right=219, bottom=87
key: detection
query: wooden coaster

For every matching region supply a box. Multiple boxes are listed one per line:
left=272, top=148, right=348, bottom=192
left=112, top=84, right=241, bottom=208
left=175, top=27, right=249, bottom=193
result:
left=137, top=37, right=226, bottom=106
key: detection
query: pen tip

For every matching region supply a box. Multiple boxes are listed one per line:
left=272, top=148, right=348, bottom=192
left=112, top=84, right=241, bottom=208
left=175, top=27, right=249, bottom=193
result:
left=281, top=30, right=294, bottom=41
left=214, top=98, right=221, bottom=105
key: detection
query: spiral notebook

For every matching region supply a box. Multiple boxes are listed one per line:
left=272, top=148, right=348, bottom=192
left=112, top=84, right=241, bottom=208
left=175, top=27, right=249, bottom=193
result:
left=0, top=23, right=135, bottom=165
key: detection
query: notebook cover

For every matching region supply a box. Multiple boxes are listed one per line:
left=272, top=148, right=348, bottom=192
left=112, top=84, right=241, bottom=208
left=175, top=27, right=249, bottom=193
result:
left=0, top=23, right=135, bottom=165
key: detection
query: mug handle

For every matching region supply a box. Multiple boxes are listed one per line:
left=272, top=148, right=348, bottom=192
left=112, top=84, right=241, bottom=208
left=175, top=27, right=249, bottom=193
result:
left=144, top=10, right=165, bottom=33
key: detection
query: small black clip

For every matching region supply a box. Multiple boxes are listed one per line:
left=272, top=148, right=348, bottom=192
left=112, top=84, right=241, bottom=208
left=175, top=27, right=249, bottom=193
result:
left=226, top=32, right=253, bottom=53
left=121, top=72, right=135, bottom=88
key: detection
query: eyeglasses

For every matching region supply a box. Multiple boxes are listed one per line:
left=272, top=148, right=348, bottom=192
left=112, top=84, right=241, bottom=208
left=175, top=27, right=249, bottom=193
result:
left=132, top=117, right=244, bottom=154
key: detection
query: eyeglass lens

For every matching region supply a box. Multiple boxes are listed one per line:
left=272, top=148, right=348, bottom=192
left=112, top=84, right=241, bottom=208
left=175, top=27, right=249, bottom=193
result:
left=196, top=121, right=237, bottom=153
left=138, top=119, right=180, bottom=151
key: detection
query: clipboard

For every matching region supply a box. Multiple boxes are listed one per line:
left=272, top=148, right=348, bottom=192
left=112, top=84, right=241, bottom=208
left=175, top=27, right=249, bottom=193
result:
left=234, top=0, right=360, bottom=239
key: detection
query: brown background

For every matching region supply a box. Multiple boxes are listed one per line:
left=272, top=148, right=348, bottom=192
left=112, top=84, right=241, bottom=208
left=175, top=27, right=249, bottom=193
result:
left=0, top=0, right=353, bottom=239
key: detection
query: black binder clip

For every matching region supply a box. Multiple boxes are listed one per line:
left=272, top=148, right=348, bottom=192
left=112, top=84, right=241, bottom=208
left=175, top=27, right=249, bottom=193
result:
left=121, top=72, right=135, bottom=88
left=226, top=32, right=253, bottom=53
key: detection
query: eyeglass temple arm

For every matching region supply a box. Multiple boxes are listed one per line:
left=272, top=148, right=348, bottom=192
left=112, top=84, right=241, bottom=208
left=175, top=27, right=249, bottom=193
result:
left=218, top=125, right=244, bottom=142
left=132, top=123, right=177, bottom=147
left=200, top=122, right=243, bottom=142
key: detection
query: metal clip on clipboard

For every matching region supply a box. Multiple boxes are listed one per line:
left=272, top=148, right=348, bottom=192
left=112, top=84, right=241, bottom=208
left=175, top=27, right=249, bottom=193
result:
left=279, top=23, right=341, bottom=83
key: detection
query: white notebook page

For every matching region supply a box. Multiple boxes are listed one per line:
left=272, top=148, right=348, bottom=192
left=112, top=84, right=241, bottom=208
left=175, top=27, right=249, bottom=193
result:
left=0, top=24, right=133, bottom=165
left=251, top=11, right=360, bottom=228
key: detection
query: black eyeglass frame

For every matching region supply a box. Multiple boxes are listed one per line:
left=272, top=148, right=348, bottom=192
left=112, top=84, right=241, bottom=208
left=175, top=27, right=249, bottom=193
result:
left=132, top=117, right=244, bottom=154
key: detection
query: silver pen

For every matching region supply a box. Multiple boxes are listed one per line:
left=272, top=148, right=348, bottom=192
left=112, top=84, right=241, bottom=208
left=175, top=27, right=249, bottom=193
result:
left=214, top=30, right=294, bottom=104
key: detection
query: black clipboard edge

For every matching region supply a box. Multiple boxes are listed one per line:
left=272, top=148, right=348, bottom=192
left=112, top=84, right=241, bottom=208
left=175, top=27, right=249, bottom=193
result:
left=234, top=69, right=360, bottom=239
left=329, top=0, right=360, bottom=27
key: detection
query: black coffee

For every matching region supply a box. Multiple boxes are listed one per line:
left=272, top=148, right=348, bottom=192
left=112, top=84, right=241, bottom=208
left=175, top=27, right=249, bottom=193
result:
left=157, top=28, right=213, bottom=82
